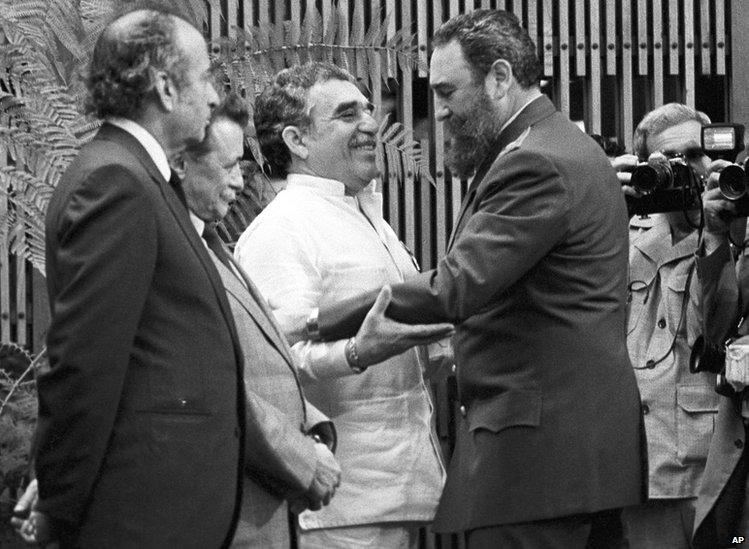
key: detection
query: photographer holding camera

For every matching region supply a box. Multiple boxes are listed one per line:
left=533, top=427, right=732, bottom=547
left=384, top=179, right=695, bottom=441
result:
left=613, top=103, right=737, bottom=548
left=691, top=153, right=749, bottom=548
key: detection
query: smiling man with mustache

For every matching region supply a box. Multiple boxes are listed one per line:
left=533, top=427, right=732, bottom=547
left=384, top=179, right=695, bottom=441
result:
left=234, top=62, right=450, bottom=548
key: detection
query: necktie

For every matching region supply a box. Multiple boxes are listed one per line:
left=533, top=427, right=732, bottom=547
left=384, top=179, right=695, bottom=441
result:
left=202, top=223, right=233, bottom=271
left=169, top=170, right=188, bottom=209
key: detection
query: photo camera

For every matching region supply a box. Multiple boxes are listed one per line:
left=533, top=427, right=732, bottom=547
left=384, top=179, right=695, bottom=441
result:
left=690, top=333, right=749, bottom=397
left=624, top=123, right=745, bottom=216
left=703, top=123, right=749, bottom=215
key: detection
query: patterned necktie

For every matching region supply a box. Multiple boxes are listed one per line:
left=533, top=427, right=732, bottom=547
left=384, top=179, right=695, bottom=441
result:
left=202, top=223, right=233, bottom=271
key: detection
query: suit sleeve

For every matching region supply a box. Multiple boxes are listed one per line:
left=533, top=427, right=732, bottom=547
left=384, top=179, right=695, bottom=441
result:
left=696, top=236, right=741, bottom=345
left=243, top=388, right=319, bottom=498
left=35, top=166, right=157, bottom=527
left=319, top=150, right=570, bottom=339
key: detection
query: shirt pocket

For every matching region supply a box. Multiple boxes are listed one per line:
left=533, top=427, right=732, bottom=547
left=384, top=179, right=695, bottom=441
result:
left=665, top=271, right=695, bottom=337
left=627, top=262, right=657, bottom=336
left=676, top=383, right=719, bottom=464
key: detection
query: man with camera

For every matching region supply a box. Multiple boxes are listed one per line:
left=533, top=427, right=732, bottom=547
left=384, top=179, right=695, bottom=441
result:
left=614, top=103, right=741, bottom=548
left=690, top=152, right=749, bottom=548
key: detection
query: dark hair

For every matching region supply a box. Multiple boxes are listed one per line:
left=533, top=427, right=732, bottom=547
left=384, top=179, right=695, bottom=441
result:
left=632, top=103, right=711, bottom=159
left=254, top=61, right=356, bottom=178
left=185, top=93, right=249, bottom=157
left=433, top=9, right=542, bottom=88
left=86, top=8, right=195, bottom=119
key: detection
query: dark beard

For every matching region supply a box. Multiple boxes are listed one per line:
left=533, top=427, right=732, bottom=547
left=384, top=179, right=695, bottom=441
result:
left=445, top=89, right=504, bottom=179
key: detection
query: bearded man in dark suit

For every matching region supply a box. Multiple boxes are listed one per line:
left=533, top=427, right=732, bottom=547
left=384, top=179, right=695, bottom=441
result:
left=22, top=8, right=248, bottom=548
left=309, top=9, right=646, bottom=548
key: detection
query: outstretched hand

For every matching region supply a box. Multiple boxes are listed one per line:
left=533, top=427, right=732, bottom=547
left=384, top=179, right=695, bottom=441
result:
left=354, top=286, right=455, bottom=368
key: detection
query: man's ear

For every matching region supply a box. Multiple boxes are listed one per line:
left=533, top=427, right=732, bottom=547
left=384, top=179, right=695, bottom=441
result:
left=486, top=58, right=513, bottom=100
left=281, top=126, right=309, bottom=160
left=153, top=68, right=176, bottom=112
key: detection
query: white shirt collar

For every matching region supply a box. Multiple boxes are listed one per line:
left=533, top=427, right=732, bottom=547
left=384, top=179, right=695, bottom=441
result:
left=286, top=173, right=376, bottom=199
left=189, top=211, right=205, bottom=236
left=107, top=117, right=171, bottom=182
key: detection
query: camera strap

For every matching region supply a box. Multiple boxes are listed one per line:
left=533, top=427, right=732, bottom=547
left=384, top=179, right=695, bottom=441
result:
left=640, top=261, right=696, bottom=370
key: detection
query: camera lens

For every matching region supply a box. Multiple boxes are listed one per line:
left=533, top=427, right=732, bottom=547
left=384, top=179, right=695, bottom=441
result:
left=719, top=165, right=748, bottom=200
left=631, top=161, right=673, bottom=193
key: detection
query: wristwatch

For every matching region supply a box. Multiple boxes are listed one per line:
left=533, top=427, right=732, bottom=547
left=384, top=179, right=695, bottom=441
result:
left=305, top=309, right=320, bottom=341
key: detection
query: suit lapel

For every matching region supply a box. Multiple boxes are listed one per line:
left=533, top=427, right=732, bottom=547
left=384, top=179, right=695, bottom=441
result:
left=99, top=124, right=243, bottom=358
left=214, top=253, right=296, bottom=369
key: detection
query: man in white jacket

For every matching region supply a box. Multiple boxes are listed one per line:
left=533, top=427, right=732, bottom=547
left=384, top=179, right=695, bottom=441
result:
left=235, top=61, right=450, bottom=549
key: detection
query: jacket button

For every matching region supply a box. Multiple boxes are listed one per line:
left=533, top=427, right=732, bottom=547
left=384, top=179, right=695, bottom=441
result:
left=736, top=439, right=744, bottom=449
left=657, top=318, right=666, bottom=329
left=642, top=404, right=650, bottom=415
left=459, top=405, right=467, bottom=417
left=451, top=364, right=457, bottom=374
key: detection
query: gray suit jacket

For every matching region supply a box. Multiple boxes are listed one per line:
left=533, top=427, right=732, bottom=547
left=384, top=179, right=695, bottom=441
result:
left=207, top=249, right=332, bottom=548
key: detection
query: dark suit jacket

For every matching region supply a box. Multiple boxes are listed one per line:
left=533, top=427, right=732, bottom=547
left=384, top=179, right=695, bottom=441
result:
left=37, top=124, right=246, bottom=548
left=208, top=252, right=333, bottom=548
left=318, top=95, right=646, bottom=531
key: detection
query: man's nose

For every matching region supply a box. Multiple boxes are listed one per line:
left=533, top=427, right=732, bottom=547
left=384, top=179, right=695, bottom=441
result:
left=206, top=82, right=219, bottom=109
left=229, top=168, right=244, bottom=190
left=434, top=102, right=451, bottom=122
left=358, top=111, right=379, bottom=133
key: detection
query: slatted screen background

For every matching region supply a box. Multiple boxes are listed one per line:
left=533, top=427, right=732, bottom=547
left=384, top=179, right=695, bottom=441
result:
left=198, top=2, right=734, bottom=546
left=0, top=5, right=739, bottom=542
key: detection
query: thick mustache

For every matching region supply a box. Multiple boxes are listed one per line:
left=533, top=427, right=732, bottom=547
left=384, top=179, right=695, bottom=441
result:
left=350, top=136, right=377, bottom=147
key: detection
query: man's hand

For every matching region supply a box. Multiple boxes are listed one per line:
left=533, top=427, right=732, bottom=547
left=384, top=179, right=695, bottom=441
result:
left=10, top=480, right=59, bottom=547
left=611, top=154, right=642, bottom=198
left=354, top=286, right=455, bottom=368
left=289, top=442, right=341, bottom=514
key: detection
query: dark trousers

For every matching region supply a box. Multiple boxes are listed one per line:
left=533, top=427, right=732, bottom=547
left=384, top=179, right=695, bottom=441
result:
left=464, top=509, right=624, bottom=549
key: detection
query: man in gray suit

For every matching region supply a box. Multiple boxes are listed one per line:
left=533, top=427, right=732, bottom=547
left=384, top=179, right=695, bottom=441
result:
left=178, top=94, right=340, bottom=548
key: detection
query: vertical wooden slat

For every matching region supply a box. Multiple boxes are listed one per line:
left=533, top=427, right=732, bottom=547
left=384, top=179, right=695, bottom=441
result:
left=716, top=0, right=726, bottom=75
left=684, top=0, right=696, bottom=107
left=432, top=0, right=447, bottom=258
left=574, top=0, right=586, bottom=76
left=226, top=0, right=238, bottom=38
left=16, top=252, right=26, bottom=346
left=289, top=0, right=301, bottom=44
left=637, top=0, right=649, bottom=75
left=542, top=0, right=554, bottom=77
left=481, top=0, right=492, bottom=9
left=559, top=0, right=571, bottom=117
left=448, top=0, right=461, bottom=231
left=731, top=0, right=749, bottom=122
left=242, top=0, right=254, bottom=29
left=527, top=0, right=538, bottom=60
left=417, top=0, right=429, bottom=76
left=32, top=270, right=49, bottom=354
left=322, top=0, right=332, bottom=35
left=605, top=0, right=617, bottom=74
left=402, top=0, right=415, bottom=252
left=653, top=0, right=665, bottom=106
left=668, top=0, right=680, bottom=75
left=257, top=0, right=269, bottom=27
left=512, top=0, right=525, bottom=23
left=622, top=0, right=634, bottom=151
left=386, top=0, right=396, bottom=76
left=208, top=0, right=220, bottom=41
left=700, top=0, right=711, bottom=74
left=589, top=0, right=602, bottom=134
